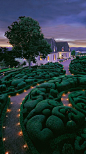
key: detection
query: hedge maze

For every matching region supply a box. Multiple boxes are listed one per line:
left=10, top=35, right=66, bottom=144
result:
left=0, top=62, right=65, bottom=96
left=69, top=56, right=86, bottom=75
left=0, top=62, right=66, bottom=154
left=0, top=94, right=10, bottom=154
left=20, top=75, right=86, bottom=154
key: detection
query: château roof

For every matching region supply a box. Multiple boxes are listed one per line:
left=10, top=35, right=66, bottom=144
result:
left=55, top=41, right=70, bottom=52
left=45, top=38, right=70, bottom=53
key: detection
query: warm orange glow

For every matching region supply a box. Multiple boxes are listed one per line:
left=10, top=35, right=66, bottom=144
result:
left=22, top=98, right=25, bottom=100
left=17, top=114, right=20, bottom=117
left=68, top=104, right=72, bottom=107
left=54, top=55, right=56, bottom=60
left=3, top=138, right=6, bottom=141
left=68, top=91, right=70, bottom=94
left=5, top=152, right=9, bottom=154
left=64, top=104, right=66, bottom=106
left=16, top=93, right=19, bottom=96
left=18, top=109, right=20, bottom=112
left=40, top=56, right=43, bottom=60
left=44, top=81, right=46, bottom=82
left=7, top=109, right=11, bottom=112
left=47, top=56, right=49, bottom=61
left=17, top=122, right=20, bottom=126
left=82, top=89, right=85, bottom=91
left=3, top=126, right=6, bottom=129
left=11, top=102, right=13, bottom=104
left=72, top=74, right=74, bottom=75
left=30, top=86, right=34, bottom=89
left=6, top=115, right=8, bottom=117
left=23, top=144, right=28, bottom=148
left=37, top=83, right=39, bottom=86
left=20, top=102, right=22, bottom=105
left=24, top=90, right=27, bottom=92
left=3, top=74, right=4, bottom=75
left=18, top=131, right=23, bottom=136
left=66, top=98, right=69, bottom=101
left=8, top=95, right=11, bottom=98
left=62, top=93, right=66, bottom=96
left=61, top=98, right=64, bottom=101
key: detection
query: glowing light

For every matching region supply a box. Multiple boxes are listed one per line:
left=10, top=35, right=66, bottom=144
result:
left=66, top=98, right=69, bottom=101
left=30, top=86, right=34, bottom=89
left=16, top=122, right=20, bottom=126
left=3, top=126, right=6, bottom=129
left=18, top=131, right=23, bottom=136
left=17, top=114, right=20, bottom=117
left=82, top=89, right=85, bottom=91
left=61, top=98, right=64, bottom=101
left=8, top=95, right=11, bottom=98
left=68, top=104, right=72, bottom=107
left=16, top=93, right=19, bottom=96
left=20, top=102, right=22, bottom=105
left=5, top=152, right=9, bottom=154
left=22, top=98, right=25, bottom=100
left=62, top=93, right=66, bottom=96
left=24, top=90, right=27, bottom=92
left=7, top=109, right=11, bottom=112
left=72, top=74, right=74, bottom=75
left=6, top=115, right=8, bottom=117
left=11, top=102, right=13, bottom=104
left=23, top=144, right=28, bottom=148
left=3, top=138, right=6, bottom=141
left=37, top=83, right=39, bottom=86
left=18, top=109, right=20, bottom=112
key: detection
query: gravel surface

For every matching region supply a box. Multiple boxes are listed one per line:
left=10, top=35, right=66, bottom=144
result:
left=2, top=59, right=72, bottom=154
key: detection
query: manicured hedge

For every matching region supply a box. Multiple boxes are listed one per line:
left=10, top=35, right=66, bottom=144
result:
left=0, top=62, right=66, bottom=96
left=20, top=74, right=86, bottom=154
left=69, top=56, right=86, bottom=75
left=68, top=90, right=86, bottom=115
left=0, top=94, right=10, bottom=154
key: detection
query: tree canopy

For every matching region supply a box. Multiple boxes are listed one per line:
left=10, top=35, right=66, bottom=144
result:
left=0, top=47, right=19, bottom=68
left=71, top=50, right=75, bottom=57
left=5, top=16, right=52, bottom=68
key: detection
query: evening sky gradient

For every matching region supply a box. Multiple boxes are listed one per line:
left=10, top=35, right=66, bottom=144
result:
left=0, top=0, right=86, bottom=47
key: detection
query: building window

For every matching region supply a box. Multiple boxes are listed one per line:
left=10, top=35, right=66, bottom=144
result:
left=60, top=53, right=61, bottom=58
left=62, top=47, right=64, bottom=51
left=40, top=56, right=43, bottom=60
left=54, top=46, right=55, bottom=52
left=54, top=55, right=56, bottom=60
left=47, top=56, right=49, bottom=61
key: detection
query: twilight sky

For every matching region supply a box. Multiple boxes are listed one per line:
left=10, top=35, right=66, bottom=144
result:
left=0, top=0, right=86, bottom=47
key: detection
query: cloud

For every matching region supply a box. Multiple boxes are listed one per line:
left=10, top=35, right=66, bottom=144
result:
left=0, top=0, right=86, bottom=47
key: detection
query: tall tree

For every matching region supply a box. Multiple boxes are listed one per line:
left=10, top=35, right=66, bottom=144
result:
left=5, top=16, right=52, bottom=68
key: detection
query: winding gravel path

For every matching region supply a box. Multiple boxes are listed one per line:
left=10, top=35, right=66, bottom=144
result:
left=2, top=59, right=72, bottom=154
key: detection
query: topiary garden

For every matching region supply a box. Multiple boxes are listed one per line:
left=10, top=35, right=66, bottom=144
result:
left=20, top=74, right=86, bottom=154
left=69, top=56, right=86, bottom=75
left=0, top=62, right=65, bottom=96
left=0, top=62, right=66, bottom=154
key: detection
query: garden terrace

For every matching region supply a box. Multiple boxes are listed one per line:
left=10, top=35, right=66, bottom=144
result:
left=69, top=56, right=86, bottom=75
left=0, top=62, right=66, bottom=96
left=20, top=74, right=86, bottom=154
